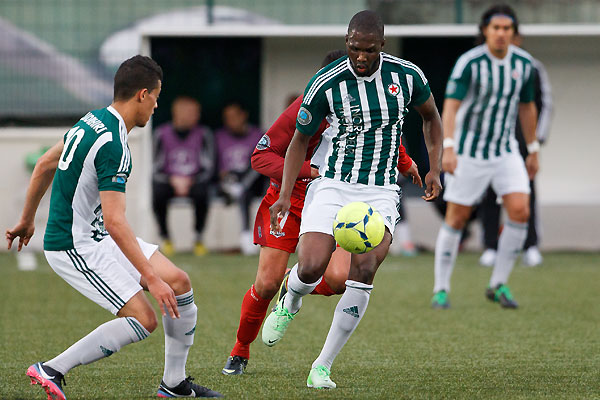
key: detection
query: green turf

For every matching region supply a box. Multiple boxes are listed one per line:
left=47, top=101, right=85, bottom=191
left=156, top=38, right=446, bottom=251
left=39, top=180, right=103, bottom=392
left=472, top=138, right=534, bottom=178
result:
left=1, top=251, right=599, bottom=399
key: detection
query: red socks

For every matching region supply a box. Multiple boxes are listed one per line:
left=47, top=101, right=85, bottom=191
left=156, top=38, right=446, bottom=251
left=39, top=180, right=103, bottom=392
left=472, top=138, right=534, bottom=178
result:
left=311, top=279, right=336, bottom=296
left=231, top=285, right=271, bottom=359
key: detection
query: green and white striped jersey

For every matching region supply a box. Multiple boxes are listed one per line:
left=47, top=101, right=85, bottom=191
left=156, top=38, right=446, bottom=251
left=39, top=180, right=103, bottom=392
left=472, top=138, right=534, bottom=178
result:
left=445, top=44, right=536, bottom=160
left=296, top=53, right=431, bottom=187
left=44, top=106, right=131, bottom=251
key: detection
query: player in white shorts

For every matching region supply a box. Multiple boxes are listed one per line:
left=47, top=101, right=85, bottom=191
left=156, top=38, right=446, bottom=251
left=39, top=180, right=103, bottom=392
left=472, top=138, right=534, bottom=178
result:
left=431, top=4, right=540, bottom=310
left=261, top=10, right=443, bottom=389
left=6, top=55, right=222, bottom=399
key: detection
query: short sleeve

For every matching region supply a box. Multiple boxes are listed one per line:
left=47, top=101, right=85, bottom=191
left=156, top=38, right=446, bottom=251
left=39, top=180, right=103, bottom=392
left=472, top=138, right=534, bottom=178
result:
left=95, top=136, right=130, bottom=192
left=409, top=67, right=431, bottom=107
left=296, top=74, right=331, bottom=136
left=445, top=59, right=472, bottom=101
left=519, top=63, right=536, bottom=103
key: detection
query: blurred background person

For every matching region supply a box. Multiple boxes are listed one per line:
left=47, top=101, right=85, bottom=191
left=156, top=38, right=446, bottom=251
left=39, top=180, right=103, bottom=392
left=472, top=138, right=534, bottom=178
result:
left=152, top=96, right=215, bottom=257
left=215, top=102, right=266, bottom=255
left=478, top=32, right=553, bottom=268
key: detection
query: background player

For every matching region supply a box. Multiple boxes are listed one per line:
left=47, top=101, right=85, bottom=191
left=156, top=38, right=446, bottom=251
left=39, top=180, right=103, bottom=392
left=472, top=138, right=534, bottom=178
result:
left=263, top=11, right=443, bottom=389
left=431, top=4, right=539, bottom=309
left=222, top=50, right=422, bottom=376
left=6, top=55, right=222, bottom=399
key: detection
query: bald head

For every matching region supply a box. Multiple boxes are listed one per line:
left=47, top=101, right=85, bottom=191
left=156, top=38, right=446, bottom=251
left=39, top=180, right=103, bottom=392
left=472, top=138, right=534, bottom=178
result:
left=348, top=10, right=384, bottom=40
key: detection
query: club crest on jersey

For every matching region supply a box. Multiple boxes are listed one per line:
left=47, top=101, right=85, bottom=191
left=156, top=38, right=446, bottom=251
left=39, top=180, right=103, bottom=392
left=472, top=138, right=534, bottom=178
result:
left=387, top=83, right=400, bottom=97
left=297, top=107, right=312, bottom=125
left=256, top=134, right=271, bottom=151
left=511, top=69, right=520, bottom=80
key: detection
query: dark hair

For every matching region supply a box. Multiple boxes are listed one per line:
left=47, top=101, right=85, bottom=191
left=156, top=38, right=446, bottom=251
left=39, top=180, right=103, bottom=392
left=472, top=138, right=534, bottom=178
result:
left=321, top=50, right=347, bottom=68
left=477, top=4, right=519, bottom=44
left=348, top=10, right=384, bottom=39
left=113, top=55, right=163, bottom=101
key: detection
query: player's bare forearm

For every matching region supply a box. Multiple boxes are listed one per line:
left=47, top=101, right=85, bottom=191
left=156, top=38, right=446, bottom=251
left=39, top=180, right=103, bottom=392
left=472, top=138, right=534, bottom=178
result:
left=19, top=140, right=63, bottom=224
left=519, top=102, right=538, bottom=145
left=100, top=191, right=156, bottom=280
left=280, top=131, right=310, bottom=200
left=416, top=95, right=443, bottom=174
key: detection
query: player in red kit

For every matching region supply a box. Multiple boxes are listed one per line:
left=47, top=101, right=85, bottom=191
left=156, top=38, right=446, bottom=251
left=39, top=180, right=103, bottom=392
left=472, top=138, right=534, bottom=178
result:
left=222, top=51, right=421, bottom=376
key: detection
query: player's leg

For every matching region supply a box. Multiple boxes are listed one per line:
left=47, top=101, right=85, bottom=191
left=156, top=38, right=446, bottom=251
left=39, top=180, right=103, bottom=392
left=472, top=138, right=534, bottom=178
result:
left=29, top=247, right=154, bottom=400
left=223, top=246, right=290, bottom=375
left=318, top=247, right=351, bottom=295
left=487, top=153, right=531, bottom=308
left=433, top=157, right=491, bottom=308
left=432, top=202, right=472, bottom=308
left=308, top=230, right=392, bottom=389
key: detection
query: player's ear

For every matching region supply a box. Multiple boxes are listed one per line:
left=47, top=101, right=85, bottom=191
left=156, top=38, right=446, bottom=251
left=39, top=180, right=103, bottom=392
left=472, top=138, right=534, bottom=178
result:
left=137, top=88, right=149, bottom=103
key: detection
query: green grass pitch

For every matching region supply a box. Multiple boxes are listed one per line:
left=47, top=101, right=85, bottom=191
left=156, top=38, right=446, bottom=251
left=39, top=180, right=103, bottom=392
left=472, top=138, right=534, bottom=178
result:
left=1, top=251, right=598, bottom=399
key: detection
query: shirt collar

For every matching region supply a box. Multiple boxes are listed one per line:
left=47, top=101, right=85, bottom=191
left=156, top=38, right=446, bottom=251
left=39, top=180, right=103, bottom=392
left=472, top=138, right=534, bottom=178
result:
left=346, top=52, right=383, bottom=82
left=484, top=44, right=513, bottom=65
left=107, top=105, right=128, bottom=136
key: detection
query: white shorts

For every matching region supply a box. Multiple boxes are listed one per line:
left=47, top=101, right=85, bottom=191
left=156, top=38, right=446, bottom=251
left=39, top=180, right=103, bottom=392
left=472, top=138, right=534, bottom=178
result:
left=300, top=177, right=400, bottom=237
left=443, top=152, right=530, bottom=206
left=44, top=237, right=158, bottom=315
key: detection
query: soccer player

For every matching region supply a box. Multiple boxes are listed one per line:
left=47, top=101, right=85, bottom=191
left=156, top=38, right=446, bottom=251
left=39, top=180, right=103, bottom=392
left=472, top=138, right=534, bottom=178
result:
left=478, top=32, right=553, bottom=268
left=6, top=55, right=222, bottom=399
left=431, top=4, right=539, bottom=309
left=263, top=11, right=443, bottom=389
left=222, top=50, right=422, bottom=376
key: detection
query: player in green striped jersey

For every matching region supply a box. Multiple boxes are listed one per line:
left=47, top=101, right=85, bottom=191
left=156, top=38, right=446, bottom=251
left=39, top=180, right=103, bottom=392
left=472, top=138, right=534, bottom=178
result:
left=7, top=56, right=221, bottom=398
left=432, top=4, right=539, bottom=310
left=263, top=10, right=443, bottom=389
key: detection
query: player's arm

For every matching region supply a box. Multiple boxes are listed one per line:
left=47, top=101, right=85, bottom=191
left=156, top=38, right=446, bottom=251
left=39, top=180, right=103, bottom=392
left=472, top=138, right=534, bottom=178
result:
left=6, top=140, right=63, bottom=251
left=269, top=130, right=311, bottom=231
left=251, top=137, right=313, bottom=182
left=519, top=101, right=539, bottom=179
left=414, top=94, right=443, bottom=201
left=440, top=98, right=461, bottom=175
left=100, top=190, right=179, bottom=319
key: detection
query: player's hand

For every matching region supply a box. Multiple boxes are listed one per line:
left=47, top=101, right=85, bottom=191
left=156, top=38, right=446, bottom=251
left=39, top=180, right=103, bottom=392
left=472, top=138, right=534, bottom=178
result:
left=422, top=171, right=442, bottom=202
left=146, top=274, right=179, bottom=319
left=269, top=197, right=291, bottom=233
left=525, top=152, right=539, bottom=180
left=6, top=220, right=35, bottom=251
left=442, top=147, right=458, bottom=175
left=401, top=161, right=423, bottom=188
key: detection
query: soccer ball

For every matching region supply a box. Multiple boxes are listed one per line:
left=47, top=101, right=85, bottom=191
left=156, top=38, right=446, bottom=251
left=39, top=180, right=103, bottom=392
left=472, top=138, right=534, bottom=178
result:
left=333, top=202, right=385, bottom=254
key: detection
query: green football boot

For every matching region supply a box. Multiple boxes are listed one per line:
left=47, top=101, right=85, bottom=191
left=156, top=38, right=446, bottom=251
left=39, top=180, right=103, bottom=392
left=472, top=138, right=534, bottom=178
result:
left=431, top=290, right=450, bottom=309
left=307, top=365, right=336, bottom=389
left=261, top=294, right=296, bottom=347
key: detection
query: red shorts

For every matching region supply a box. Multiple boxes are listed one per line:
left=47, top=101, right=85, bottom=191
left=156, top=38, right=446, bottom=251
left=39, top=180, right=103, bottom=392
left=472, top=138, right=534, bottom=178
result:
left=253, top=185, right=305, bottom=253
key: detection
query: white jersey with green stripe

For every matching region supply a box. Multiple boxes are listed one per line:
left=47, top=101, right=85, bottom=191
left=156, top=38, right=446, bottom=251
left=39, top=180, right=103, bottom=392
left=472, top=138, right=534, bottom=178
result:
left=445, top=44, right=536, bottom=160
left=296, top=52, right=431, bottom=187
left=44, top=106, right=131, bottom=251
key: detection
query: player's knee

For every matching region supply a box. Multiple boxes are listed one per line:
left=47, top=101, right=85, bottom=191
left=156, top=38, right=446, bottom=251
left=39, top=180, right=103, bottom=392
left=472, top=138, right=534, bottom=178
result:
left=256, top=277, right=280, bottom=298
left=297, top=264, right=323, bottom=284
left=509, top=204, right=530, bottom=223
left=170, top=269, right=192, bottom=295
left=137, top=309, right=158, bottom=332
left=327, top=271, right=348, bottom=294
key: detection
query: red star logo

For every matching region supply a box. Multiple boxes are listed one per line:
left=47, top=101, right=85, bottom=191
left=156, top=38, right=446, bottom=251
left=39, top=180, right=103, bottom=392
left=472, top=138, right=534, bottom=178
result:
left=388, top=84, right=399, bottom=96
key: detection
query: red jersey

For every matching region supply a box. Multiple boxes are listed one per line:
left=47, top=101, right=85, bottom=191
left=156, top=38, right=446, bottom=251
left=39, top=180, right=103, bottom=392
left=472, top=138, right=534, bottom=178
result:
left=251, top=96, right=414, bottom=200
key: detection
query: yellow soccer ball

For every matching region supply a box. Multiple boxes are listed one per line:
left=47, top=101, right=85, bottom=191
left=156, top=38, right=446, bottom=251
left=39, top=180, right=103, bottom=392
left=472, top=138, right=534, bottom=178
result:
left=333, top=202, right=385, bottom=254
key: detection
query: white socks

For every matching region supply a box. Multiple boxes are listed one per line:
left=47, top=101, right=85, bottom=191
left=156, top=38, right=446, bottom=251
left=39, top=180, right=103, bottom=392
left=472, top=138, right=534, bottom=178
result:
left=44, top=317, right=149, bottom=375
left=312, top=280, right=372, bottom=370
left=490, top=220, right=528, bottom=287
left=283, top=265, right=321, bottom=314
left=433, top=223, right=462, bottom=293
left=162, top=290, right=197, bottom=387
